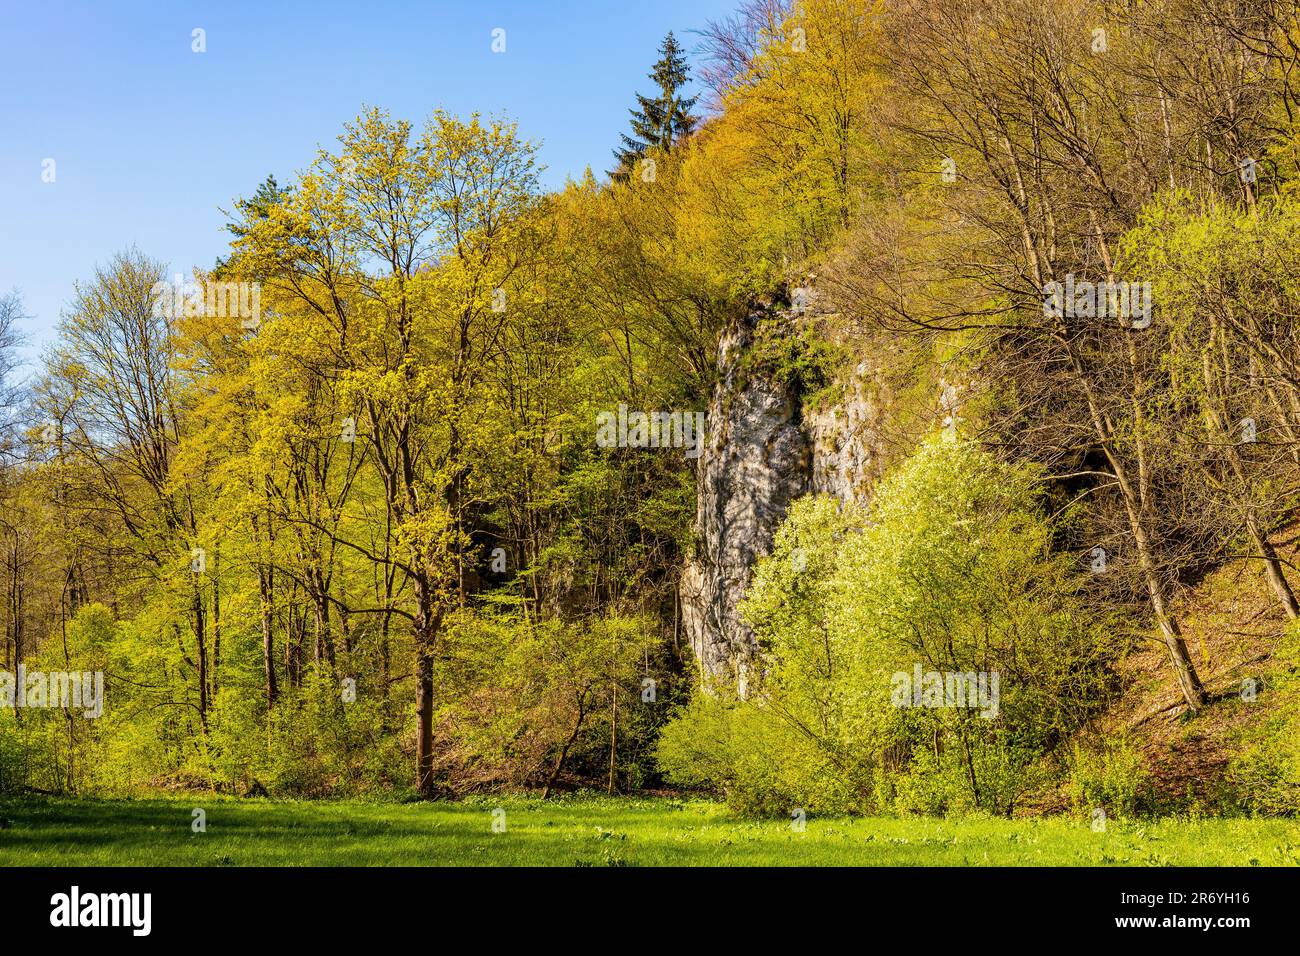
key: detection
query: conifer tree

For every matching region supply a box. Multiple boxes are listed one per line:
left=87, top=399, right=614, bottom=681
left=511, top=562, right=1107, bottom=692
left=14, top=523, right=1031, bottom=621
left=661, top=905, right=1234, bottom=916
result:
left=611, top=32, right=698, bottom=178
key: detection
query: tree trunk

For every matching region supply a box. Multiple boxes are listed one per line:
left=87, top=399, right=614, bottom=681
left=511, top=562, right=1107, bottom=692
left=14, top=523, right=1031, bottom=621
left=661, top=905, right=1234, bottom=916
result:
left=193, top=585, right=209, bottom=730
left=212, top=546, right=221, bottom=698
left=413, top=578, right=442, bottom=798
left=607, top=684, right=618, bottom=794
left=542, top=693, right=589, bottom=800
left=1245, top=511, right=1299, bottom=619
left=1064, top=339, right=1208, bottom=711
left=259, top=566, right=278, bottom=708
left=1119, top=475, right=1207, bottom=711
left=1202, top=313, right=1300, bottom=619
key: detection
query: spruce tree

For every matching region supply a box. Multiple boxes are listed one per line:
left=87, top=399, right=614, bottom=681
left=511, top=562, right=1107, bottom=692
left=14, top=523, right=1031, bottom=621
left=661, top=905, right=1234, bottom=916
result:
left=611, top=32, right=698, bottom=179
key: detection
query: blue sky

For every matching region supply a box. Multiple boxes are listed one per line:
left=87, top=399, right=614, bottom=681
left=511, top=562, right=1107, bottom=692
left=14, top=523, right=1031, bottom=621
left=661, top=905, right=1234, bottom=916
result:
left=0, top=0, right=735, bottom=366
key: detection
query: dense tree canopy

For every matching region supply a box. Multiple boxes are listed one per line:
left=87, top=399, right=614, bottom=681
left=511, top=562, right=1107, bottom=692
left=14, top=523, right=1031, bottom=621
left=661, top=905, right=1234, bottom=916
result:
left=5, top=0, right=1300, bottom=818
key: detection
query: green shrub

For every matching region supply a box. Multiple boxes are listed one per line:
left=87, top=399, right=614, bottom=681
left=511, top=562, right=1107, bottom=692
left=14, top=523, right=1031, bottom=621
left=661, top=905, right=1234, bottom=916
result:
left=432, top=609, right=665, bottom=795
left=1067, top=737, right=1150, bottom=818
left=658, top=435, right=1122, bottom=816
left=1229, top=622, right=1300, bottom=814
left=656, top=686, right=867, bottom=815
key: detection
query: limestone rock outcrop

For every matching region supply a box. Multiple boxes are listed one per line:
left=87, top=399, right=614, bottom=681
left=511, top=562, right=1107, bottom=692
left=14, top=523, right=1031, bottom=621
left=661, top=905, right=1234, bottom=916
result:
left=681, top=302, right=890, bottom=690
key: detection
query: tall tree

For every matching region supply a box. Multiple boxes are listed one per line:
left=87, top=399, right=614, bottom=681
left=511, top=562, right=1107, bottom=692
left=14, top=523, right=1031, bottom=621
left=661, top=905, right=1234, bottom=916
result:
left=233, top=108, right=541, bottom=796
left=611, top=32, right=699, bottom=177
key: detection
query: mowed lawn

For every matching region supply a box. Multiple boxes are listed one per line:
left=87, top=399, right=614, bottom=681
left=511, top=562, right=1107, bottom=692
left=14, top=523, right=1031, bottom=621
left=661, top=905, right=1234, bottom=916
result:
left=1, top=796, right=1297, bottom=866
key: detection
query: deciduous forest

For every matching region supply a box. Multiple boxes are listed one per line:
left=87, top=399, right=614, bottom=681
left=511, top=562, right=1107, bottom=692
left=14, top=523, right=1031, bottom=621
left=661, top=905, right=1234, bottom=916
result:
left=3, top=0, right=1300, bottom=858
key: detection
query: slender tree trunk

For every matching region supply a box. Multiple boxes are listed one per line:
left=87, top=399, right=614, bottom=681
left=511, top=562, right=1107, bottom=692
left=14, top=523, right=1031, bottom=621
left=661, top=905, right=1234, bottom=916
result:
left=193, top=585, right=208, bottom=730
left=1204, top=315, right=1300, bottom=618
left=259, top=566, right=278, bottom=708
left=607, top=684, right=618, bottom=794
left=542, top=696, right=588, bottom=800
left=414, top=646, right=434, bottom=796
left=212, top=546, right=221, bottom=698
left=1246, top=511, right=1299, bottom=618
left=1063, top=338, right=1207, bottom=710
left=413, top=576, right=442, bottom=798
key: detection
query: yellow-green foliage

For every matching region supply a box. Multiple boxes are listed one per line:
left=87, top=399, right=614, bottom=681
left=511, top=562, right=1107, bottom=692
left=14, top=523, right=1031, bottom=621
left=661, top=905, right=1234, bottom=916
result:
left=1230, top=621, right=1300, bottom=814
left=432, top=610, right=664, bottom=793
left=1067, top=737, right=1151, bottom=819
left=659, top=437, right=1122, bottom=815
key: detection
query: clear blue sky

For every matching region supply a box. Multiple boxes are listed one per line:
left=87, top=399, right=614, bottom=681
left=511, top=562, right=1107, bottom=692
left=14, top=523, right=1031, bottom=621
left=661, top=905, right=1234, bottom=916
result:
left=0, top=0, right=735, bottom=366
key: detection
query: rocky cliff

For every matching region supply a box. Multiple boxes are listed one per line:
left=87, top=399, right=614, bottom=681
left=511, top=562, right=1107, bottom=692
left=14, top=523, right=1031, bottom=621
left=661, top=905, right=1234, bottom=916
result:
left=681, top=299, right=892, bottom=691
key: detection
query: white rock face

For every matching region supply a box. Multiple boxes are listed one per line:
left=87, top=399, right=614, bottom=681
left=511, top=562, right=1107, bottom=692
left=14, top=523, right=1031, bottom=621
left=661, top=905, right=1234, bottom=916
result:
left=807, top=361, right=884, bottom=502
left=681, top=310, right=887, bottom=690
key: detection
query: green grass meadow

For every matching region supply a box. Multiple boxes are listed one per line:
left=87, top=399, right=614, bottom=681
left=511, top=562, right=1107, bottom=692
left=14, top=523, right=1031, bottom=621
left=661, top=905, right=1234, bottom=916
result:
left=2, top=796, right=1297, bottom=866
